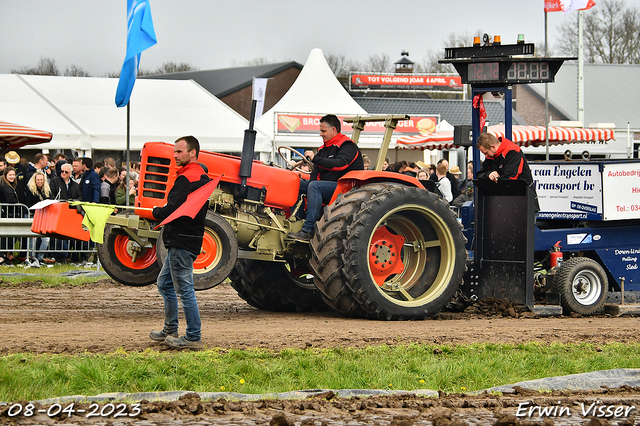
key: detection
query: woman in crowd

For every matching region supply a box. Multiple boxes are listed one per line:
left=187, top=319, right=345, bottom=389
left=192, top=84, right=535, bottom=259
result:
left=0, top=166, right=21, bottom=209
left=115, top=174, right=137, bottom=206
left=25, top=171, right=53, bottom=264
left=0, top=166, right=22, bottom=264
left=26, top=170, right=52, bottom=206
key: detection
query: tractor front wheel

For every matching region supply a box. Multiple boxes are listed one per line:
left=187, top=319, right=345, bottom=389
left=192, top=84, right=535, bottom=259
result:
left=156, top=210, right=238, bottom=291
left=97, top=223, right=160, bottom=286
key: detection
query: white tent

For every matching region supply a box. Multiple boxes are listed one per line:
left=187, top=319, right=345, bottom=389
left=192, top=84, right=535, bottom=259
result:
left=255, top=48, right=368, bottom=159
left=0, top=74, right=269, bottom=154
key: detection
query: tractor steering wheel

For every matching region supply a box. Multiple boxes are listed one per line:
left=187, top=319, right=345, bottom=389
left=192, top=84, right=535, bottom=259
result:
left=277, top=146, right=314, bottom=173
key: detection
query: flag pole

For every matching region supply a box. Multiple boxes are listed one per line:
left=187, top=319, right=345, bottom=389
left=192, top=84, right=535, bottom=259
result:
left=126, top=102, right=131, bottom=207
left=545, top=10, right=550, bottom=161
left=577, top=10, right=585, bottom=125
left=69, top=201, right=154, bottom=211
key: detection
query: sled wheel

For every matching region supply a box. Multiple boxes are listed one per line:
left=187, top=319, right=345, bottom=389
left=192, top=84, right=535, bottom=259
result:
left=342, top=184, right=467, bottom=320
left=310, top=183, right=396, bottom=317
left=229, top=259, right=328, bottom=312
left=97, top=223, right=159, bottom=286
left=551, top=257, right=608, bottom=315
left=156, top=210, right=238, bottom=291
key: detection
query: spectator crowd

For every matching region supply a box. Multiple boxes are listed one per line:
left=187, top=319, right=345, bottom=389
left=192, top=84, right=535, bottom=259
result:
left=378, top=156, right=474, bottom=208
left=0, top=150, right=140, bottom=266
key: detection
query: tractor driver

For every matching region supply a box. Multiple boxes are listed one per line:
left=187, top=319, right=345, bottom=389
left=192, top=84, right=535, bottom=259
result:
left=287, top=114, right=364, bottom=242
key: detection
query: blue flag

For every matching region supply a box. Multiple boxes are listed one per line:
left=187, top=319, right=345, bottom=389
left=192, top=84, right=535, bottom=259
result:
left=115, top=0, right=157, bottom=107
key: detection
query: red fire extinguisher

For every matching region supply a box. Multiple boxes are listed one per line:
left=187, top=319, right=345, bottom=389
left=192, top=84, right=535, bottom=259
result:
left=550, top=241, right=563, bottom=268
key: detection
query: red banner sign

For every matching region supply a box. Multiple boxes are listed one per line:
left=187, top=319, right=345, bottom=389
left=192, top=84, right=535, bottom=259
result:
left=276, top=114, right=438, bottom=136
left=350, top=73, right=462, bottom=90
left=544, top=0, right=563, bottom=11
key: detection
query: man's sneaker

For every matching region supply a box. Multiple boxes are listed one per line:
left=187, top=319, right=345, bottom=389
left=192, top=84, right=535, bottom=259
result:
left=149, top=330, right=178, bottom=342
left=164, top=335, right=203, bottom=350
left=287, top=230, right=312, bottom=242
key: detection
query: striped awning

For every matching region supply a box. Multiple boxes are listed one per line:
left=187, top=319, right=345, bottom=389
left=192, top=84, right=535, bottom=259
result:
left=396, top=125, right=615, bottom=150
left=489, top=125, right=615, bottom=147
left=395, top=131, right=455, bottom=150
left=0, top=120, right=53, bottom=149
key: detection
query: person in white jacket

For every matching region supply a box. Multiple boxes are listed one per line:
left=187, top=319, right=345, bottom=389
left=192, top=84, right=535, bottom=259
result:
left=435, top=161, right=453, bottom=202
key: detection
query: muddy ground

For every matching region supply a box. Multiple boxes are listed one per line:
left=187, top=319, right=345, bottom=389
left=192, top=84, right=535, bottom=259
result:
left=2, top=278, right=640, bottom=425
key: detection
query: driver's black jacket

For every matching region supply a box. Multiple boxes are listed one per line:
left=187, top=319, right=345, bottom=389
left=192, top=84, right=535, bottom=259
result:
left=310, top=133, right=364, bottom=182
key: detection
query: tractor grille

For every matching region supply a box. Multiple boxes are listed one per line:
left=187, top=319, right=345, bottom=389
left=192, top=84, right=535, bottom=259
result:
left=142, top=156, right=172, bottom=199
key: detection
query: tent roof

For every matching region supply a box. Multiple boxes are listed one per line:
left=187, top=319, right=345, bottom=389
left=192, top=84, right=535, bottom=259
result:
left=0, top=74, right=268, bottom=152
left=143, top=62, right=303, bottom=98
left=255, top=49, right=367, bottom=149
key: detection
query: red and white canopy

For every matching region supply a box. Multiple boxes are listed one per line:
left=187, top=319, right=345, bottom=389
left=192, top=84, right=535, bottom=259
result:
left=395, top=131, right=455, bottom=150
left=396, top=125, right=615, bottom=150
left=0, top=120, right=53, bottom=149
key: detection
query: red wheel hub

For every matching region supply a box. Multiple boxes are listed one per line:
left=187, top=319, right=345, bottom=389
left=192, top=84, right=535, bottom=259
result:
left=194, top=231, right=218, bottom=270
left=369, top=226, right=405, bottom=286
left=113, top=235, right=157, bottom=270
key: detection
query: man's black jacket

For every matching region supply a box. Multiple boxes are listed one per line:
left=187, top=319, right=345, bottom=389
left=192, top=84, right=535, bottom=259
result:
left=153, top=162, right=210, bottom=256
left=50, top=176, right=80, bottom=200
left=310, top=133, right=363, bottom=182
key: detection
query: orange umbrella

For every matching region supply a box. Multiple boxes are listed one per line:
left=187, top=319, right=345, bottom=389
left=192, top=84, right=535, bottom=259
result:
left=0, top=120, right=53, bottom=149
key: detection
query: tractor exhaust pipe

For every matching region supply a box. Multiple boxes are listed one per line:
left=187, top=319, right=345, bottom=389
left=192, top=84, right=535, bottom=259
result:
left=235, top=100, right=258, bottom=199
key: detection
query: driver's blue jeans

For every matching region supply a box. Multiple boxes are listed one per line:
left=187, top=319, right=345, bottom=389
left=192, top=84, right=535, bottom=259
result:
left=299, top=179, right=337, bottom=234
left=156, top=247, right=201, bottom=341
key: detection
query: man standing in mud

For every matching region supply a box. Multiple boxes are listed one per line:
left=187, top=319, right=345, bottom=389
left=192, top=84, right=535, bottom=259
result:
left=150, top=136, right=209, bottom=350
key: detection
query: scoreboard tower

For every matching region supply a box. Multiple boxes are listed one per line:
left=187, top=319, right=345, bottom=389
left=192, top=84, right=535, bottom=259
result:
left=439, top=37, right=573, bottom=168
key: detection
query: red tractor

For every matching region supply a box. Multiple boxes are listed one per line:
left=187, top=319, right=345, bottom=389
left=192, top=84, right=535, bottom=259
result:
left=80, top=115, right=467, bottom=320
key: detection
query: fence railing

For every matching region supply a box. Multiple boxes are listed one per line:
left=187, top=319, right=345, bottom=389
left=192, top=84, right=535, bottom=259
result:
left=0, top=203, right=97, bottom=263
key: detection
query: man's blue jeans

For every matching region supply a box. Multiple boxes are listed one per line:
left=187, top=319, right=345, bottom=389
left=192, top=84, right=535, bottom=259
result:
left=299, top=179, right=338, bottom=234
left=156, top=247, right=201, bottom=341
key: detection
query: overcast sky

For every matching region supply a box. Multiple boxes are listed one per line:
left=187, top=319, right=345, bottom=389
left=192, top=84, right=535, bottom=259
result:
left=3, top=0, right=640, bottom=76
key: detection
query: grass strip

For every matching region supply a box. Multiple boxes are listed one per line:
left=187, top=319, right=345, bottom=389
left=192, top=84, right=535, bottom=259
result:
left=0, top=264, right=105, bottom=286
left=2, top=342, right=640, bottom=401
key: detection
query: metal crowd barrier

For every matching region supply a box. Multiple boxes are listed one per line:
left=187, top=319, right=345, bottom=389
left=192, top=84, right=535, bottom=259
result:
left=0, top=203, right=97, bottom=264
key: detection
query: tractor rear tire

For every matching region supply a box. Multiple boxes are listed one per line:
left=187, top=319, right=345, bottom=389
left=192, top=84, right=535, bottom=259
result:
left=551, top=257, right=608, bottom=315
left=342, top=184, right=466, bottom=320
left=310, top=183, right=395, bottom=317
left=97, top=223, right=160, bottom=286
left=230, top=259, right=328, bottom=312
left=156, top=210, right=238, bottom=291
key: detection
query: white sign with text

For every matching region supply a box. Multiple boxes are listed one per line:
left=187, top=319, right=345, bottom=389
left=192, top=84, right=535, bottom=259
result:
left=530, top=163, right=602, bottom=220
left=602, top=163, right=640, bottom=220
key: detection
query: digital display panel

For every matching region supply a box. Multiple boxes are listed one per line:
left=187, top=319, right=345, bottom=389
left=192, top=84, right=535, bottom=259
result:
left=506, top=62, right=551, bottom=81
left=467, top=63, right=500, bottom=82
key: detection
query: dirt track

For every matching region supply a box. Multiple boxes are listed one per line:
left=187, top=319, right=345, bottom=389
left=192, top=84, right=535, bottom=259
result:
left=2, top=278, right=640, bottom=425
left=1, top=279, right=639, bottom=354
